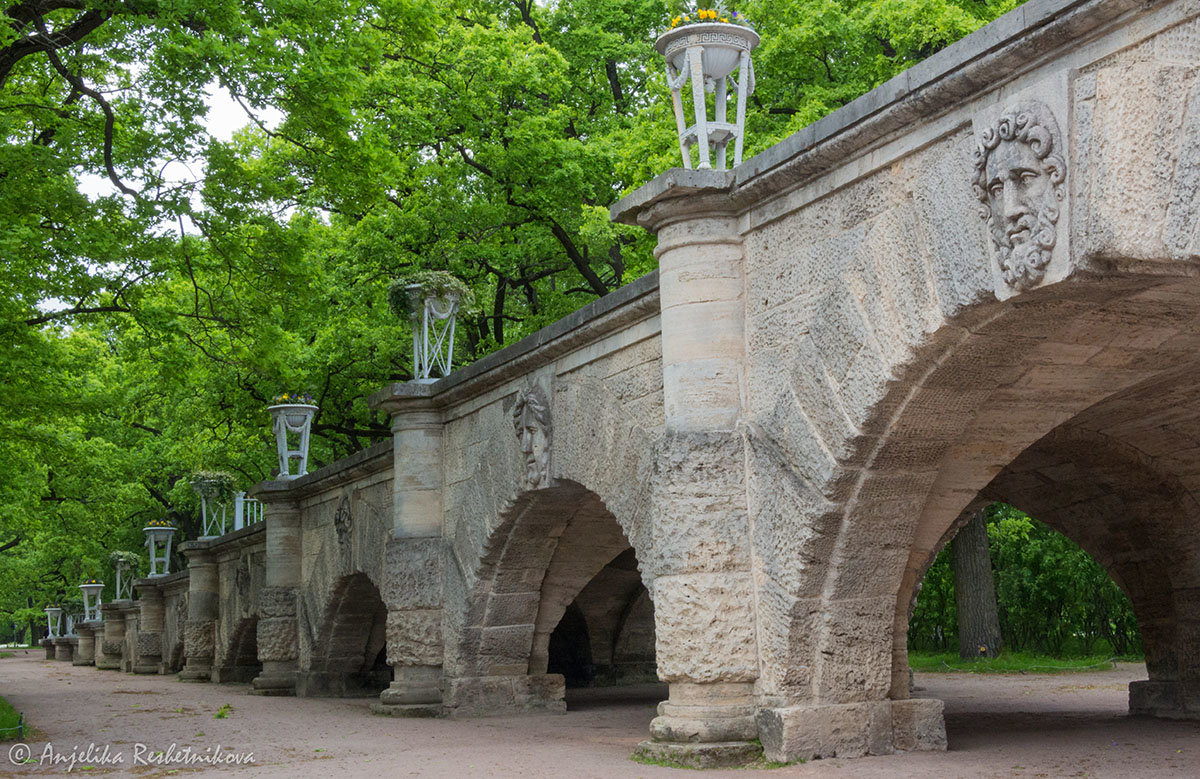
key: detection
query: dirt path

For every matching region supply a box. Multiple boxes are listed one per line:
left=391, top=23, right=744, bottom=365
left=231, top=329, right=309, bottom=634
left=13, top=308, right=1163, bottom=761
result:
left=0, top=655, right=1196, bottom=777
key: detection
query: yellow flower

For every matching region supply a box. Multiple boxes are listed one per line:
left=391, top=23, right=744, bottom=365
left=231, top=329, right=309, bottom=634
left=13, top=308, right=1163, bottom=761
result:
left=720, top=17, right=729, bottom=22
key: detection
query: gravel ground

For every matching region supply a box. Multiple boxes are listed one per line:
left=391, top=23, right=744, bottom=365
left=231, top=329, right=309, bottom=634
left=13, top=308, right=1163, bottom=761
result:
left=0, top=654, right=1197, bottom=777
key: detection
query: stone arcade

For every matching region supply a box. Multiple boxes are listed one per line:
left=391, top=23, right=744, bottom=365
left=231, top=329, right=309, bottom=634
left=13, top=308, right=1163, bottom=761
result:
left=69, top=0, right=1200, bottom=767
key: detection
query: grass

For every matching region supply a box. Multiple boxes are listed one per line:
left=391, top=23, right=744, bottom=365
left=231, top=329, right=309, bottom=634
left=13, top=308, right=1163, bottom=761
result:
left=213, top=703, right=233, bottom=719
left=0, top=652, right=13, bottom=659
left=0, top=694, right=24, bottom=742
left=909, top=650, right=1141, bottom=674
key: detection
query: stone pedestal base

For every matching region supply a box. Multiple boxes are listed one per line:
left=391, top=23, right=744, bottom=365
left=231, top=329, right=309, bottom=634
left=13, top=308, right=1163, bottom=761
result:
left=52, top=638, right=75, bottom=662
left=250, top=662, right=297, bottom=696
left=756, top=698, right=946, bottom=763
left=41, top=639, right=55, bottom=660
left=178, top=662, right=213, bottom=682
left=444, top=674, right=565, bottom=717
left=650, top=682, right=758, bottom=743
left=373, top=665, right=442, bottom=716
left=211, top=665, right=260, bottom=684
left=634, top=740, right=762, bottom=769
left=370, top=702, right=443, bottom=717
left=1130, top=680, right=1200, bottom=719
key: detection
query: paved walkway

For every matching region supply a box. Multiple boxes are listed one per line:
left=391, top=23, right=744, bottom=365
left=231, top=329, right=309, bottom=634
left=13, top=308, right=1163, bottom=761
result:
left=0, top=654, right=1196, bottom=777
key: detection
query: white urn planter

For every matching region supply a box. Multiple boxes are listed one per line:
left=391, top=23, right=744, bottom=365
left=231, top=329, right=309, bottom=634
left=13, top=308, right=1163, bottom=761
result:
left=655, top=21, right=759, bottom=170
left=191, top=473, right=235, bottom=536
left=406, top=283, right=462, bottom=382
left=79, top=581, right=104, bottom=622
left=44, top=606, right=62, bottom=639
left=144, top=524, right=177, bottom=577
left=111, top=552, right=137, bottom=600
left=269, top=403, right=317, bottom=479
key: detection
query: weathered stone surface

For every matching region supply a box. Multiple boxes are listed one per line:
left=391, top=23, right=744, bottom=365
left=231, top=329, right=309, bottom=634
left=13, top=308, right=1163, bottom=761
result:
left=652, top=573, right=757, bottom=683
left=136, top=632, right=161, bottom=658
left=634, top=740, right=762, bottom=769
left=757, top=699, right=946, bottom=763
left=258, top=586, right=296, bottom=618
left=386, top=609, right=442, bottom=667
left=184, top=620, right=214, bottom=659
left=257, top=617, right=298, bottom=662
left=384, top=538, right=442, bottom=610
left=444, top=674, right=566, bottom=717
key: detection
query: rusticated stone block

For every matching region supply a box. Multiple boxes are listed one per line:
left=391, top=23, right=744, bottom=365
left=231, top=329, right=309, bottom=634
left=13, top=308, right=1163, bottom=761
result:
left=444, top=674, right=565, bottom=717
left=891, top=698, right=947, bottom=752
left=652, top=573, right=758, bottom=683
left=136, top=633, right=161, bottom=658
left=101, top=640, right=123, bottom=658
left=384, top=538, right=442, bottom=610
left=647, top=432, right=752, bottom=577
left=184, top=620, right=214, bottom=659
left=757, top=699, right=946, bottom=763
left=259, top=586, right=297, bottom=618
left=257, top=617, right=298, bottom=662
left=386, top=610, right=443, bottom=666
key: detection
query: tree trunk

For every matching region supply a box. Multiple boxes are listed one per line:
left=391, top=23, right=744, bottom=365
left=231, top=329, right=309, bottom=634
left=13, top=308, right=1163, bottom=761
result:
left=952, top=508, right=1004, bottom=659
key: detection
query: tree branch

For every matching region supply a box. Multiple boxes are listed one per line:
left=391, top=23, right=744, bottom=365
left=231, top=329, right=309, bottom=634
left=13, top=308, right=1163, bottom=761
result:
left=36, top=21, right=136, bottom=195
left=548, top=219, right=608, bottom=296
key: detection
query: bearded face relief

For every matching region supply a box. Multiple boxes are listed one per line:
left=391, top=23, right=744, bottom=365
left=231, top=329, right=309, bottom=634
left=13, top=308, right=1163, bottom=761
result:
left=972, top=102, right=1066, bottom=292
left=512, top=384, right=551, bottom=490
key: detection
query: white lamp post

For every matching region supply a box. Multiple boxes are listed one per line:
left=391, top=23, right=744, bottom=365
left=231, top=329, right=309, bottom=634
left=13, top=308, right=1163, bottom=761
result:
left=268, top=399, right=318, bottom=479
left=144, top=522, right=177, bottom=577
left=656, top=13, right=759, bottom=170
left=44, top=606, right=62, bottom=639
left=79, top=581, right=104, bottom=622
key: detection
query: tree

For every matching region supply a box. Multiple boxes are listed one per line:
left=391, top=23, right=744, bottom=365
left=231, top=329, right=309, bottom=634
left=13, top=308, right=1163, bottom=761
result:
left=0, top=0, right=1035, bottom=618
left=950, top=507, right=1003, bottom=659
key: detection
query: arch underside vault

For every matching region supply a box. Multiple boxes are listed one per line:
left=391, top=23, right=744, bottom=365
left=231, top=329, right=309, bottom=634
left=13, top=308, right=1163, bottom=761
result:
left=298, top=573, right=390, bottom=697
left=445, top=481, right=646, bottom=716
left=769, top=275, right=1200, bottom=715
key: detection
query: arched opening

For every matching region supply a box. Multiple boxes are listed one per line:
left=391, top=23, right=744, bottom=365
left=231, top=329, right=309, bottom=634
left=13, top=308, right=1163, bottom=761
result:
left=750, top=274, right=1200, bottom=761
left=547, top=548, right=658, bottom=689
left=849, top=280, right=1200, bottom=754
left=447, top=481, right=658, bottom=716
left=213, top=617, right=261, bottom=683
left=299, top=573, right=390, bottom=697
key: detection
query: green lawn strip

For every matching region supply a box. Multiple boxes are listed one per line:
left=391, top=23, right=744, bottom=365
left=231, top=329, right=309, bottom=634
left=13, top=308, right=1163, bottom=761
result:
left=0, top=694, right=25, bottom=742
left=909, top=651, right=1142, bottom=673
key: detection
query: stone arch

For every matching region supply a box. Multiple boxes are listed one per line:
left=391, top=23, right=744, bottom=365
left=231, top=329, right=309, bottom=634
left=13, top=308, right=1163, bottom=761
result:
left=772, top=274, right=1200, bottom=708
left=298, top=572, right=389, bottom=697
left=214, top=617, right=261, bottom=683
left=445, top=480, right=647, bottom=715
left=751, top=274, right=1200, bottom=767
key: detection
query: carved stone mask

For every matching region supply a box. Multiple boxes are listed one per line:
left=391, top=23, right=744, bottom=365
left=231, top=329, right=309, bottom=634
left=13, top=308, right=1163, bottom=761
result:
left=512, top=384, right=551, bottom=490
left=972, top=102, right=1066, bottom=291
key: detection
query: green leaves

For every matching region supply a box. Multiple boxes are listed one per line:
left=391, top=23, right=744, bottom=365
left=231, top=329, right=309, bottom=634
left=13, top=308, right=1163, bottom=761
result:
left=910, top=504, right=1142, bottom=657
left=1, top=0, right=1034, bottom=616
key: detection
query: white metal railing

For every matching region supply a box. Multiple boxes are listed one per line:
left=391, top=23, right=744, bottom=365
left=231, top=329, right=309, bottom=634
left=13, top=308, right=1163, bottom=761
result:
left=200, top=491, right=265, bottom=537
left=233, top=492, right=264, bottom=531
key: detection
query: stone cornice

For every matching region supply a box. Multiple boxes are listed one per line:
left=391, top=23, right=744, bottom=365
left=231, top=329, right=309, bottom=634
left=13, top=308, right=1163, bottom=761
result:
left=250, top=439, right=394, bottom=502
